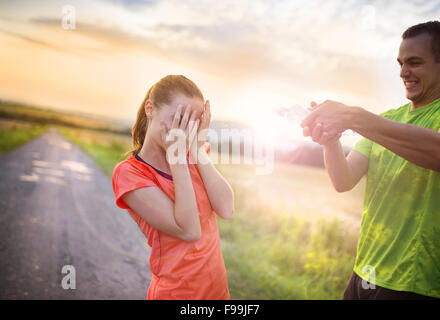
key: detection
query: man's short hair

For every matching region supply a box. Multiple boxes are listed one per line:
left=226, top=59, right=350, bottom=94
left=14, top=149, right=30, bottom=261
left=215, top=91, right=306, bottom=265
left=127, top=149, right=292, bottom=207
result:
left=402, top=21, right=440, bottom=62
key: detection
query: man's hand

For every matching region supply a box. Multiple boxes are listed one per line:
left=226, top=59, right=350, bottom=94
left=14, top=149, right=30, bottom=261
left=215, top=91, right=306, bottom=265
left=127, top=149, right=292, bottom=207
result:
left=301, top=100, right=352, bottom=137
left=302, top=101, right=342, bottom=146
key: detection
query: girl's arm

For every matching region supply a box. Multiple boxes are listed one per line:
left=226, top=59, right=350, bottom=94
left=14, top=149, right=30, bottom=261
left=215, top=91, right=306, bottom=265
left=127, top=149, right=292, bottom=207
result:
left=196, top=149, right=234, bottom=219
left=191, top=100, right=234, bottom=219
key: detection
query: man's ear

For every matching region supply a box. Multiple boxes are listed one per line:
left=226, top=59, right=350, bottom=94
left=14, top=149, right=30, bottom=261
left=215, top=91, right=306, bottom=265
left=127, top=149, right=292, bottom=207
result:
left=144, top=99, right=153, bottom=119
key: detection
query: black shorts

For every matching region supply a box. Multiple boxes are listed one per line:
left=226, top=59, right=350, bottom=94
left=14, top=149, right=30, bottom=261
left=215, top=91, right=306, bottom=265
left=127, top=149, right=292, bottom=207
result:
left=343, top=271, right=438, bottom=300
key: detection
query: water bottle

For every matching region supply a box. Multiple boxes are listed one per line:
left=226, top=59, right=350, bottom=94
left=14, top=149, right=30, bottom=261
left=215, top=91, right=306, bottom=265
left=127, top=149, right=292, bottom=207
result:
left=276, top=104, right=357, bottom=136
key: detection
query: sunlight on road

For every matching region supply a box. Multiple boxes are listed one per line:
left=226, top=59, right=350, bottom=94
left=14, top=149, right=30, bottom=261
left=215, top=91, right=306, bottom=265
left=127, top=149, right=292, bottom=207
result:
left=60, top=160, right=92, bottom=174
left=34, top=167, right=65, bottom=177
left=19, top=173, right=39, bottom=182
left=18, top=158, right=93, bottom=185
left=47, top=136, right=72, bottom=150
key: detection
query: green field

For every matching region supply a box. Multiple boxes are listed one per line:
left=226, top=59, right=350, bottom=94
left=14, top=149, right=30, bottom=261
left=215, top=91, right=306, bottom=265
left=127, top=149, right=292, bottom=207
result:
left=0, top=104, right=364, bottom=299
left=0, top=119, right=48, bottom=156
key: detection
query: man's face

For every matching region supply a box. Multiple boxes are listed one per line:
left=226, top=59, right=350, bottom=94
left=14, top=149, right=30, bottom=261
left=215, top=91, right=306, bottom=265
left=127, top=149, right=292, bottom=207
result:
left=398, top=33, right=440, bottom=108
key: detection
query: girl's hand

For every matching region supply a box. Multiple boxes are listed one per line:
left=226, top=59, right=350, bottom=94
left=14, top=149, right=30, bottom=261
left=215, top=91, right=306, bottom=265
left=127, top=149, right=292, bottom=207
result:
left=179, top=104, right=199, bottom=152
left=197, top=100, right=211, bottom=149
left=161, top=104, right=199, bottom=164
left=189, top=100, right=211, bottom=163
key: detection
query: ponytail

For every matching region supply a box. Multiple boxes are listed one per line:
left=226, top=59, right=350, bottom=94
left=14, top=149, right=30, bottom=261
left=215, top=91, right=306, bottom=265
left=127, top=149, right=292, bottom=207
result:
left=124, top=87, right=153, bottom=156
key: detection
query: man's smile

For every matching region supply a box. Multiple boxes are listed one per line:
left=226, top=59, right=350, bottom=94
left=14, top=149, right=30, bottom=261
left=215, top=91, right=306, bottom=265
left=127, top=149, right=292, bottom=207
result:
left=404, top=80, right=419, bottom=90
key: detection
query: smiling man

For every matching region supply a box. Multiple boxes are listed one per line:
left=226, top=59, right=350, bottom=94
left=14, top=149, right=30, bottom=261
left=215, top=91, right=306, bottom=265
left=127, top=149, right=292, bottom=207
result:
left=301, top=21, right=440, bottom=299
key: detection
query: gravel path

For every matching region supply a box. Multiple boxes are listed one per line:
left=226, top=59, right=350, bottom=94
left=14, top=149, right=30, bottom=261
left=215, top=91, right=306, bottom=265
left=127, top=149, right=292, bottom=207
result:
left=0, top=127, right=151, bottom=299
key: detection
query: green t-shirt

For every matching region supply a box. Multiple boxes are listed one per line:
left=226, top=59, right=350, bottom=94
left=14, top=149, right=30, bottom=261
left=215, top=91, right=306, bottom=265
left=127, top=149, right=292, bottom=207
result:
left=352, top=98, right=440, bottom=298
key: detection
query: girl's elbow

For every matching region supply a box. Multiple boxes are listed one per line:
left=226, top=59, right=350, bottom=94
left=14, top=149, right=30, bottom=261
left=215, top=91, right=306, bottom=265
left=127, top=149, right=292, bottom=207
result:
left=217, top=205, right=234, bottom=220
left=181, top=230, right=202, bottom=242
left=334, top=183, right=353, bottom=193
left=216, top=191, right=234, bottom=219
left=221, top=209, right=234, bottom=220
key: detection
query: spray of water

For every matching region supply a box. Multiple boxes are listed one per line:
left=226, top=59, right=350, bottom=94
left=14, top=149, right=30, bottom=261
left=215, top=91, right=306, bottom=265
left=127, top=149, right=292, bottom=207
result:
left=276, top=104, right=357, bottom=136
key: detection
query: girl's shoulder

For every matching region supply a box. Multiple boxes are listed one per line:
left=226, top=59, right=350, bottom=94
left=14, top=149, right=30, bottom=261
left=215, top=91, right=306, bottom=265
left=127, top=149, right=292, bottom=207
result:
left=112, top=155, right=159, bottom=209
left=112, top=155, right=156, bottom=184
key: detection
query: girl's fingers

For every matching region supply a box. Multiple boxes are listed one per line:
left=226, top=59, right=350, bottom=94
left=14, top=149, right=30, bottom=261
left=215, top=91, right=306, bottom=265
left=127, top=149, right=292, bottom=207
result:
left=200, top=100, right=211, bottom=130
left=194, top=119, right=200, bottom=137
left=190, top=119, right=199, bottom=139
left=172, top=104, right=183, bottom=129
left=160, top=123, right=168, bottom=143
left=188, top=119, right=200, bottom=151
left=206, top=100, right=211, bottom=117
left=190, top=107, right=197, bottom=123
left=198, top=114, right=205, bottom=133
left=207, top=101, right=211, bottom=122
left=179, top=104, right=191, bottom=129
left=187, top=110, right=197, bottom=138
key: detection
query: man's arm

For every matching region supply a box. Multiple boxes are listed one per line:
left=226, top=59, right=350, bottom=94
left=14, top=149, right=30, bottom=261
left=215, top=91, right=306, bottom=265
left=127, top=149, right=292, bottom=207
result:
left=304, top=122, right=369, bottom=192
left=323, top=141, right=369, bottom=192
left=349, top=107, right=440, bottom=172
left=302, top=100, right=440, bottom=172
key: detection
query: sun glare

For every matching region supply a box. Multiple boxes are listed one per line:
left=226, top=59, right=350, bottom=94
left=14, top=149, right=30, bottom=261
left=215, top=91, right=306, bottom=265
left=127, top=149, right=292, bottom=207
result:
left=231, top=89, right=306, bottom=149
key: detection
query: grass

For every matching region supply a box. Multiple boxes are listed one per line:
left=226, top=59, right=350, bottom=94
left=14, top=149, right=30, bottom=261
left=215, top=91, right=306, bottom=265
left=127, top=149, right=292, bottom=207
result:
left=57, top=125, right=362, bottom=300
left=55, top=125, right=131, bottom=177
left=217, top=185, right=358, bottom=299
left=0, top=101, right=129, bottom=135
left=0, top=121, right=48, bottom=156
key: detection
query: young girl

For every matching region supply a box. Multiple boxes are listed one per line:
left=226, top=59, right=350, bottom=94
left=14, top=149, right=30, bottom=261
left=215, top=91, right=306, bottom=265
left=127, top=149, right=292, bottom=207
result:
left=112, top=75, right=234, bottom=300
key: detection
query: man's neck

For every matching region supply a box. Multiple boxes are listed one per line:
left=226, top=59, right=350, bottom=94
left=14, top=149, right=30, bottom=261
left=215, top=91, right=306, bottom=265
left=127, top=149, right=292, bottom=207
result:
left=411, top=91, right=440, bottom=110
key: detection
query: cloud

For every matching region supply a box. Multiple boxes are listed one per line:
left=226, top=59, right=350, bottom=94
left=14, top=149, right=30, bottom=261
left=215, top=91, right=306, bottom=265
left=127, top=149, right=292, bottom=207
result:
left=27, top=15, right=272, bottom=82
left=1, top=0, right=439, bottom=120
left=104, top=0, right=158, bottom=7
left=0, top=28, right=62, bottom=51
left=6, top=0, right=417, bottom=100
left=19, top=1, right=440, bottom=69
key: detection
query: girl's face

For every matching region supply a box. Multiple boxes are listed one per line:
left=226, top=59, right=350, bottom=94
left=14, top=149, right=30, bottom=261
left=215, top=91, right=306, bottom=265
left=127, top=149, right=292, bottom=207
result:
left=148, top=93, right=205, bottom=149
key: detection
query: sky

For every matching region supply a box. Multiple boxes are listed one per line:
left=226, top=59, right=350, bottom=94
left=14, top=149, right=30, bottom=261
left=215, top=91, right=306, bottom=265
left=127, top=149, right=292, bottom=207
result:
left=0, top=0, right=439, bottom=146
